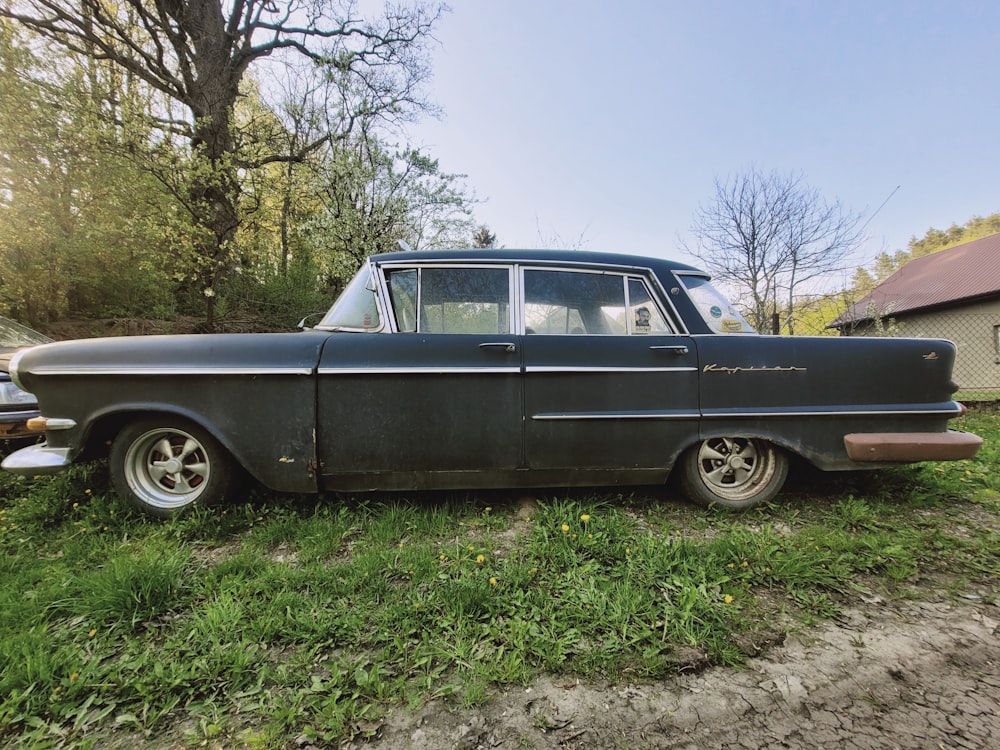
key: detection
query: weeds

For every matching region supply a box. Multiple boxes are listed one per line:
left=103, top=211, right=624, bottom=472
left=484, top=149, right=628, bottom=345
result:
left=0, top=411, right=997, bottom=747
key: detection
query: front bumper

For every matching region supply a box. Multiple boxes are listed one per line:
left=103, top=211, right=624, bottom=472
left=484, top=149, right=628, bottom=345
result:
left=2, top=443, right=73, bottom=474
left=0, top=409, right=40, bottom=440
left=844, top=430, right=983, bottom=463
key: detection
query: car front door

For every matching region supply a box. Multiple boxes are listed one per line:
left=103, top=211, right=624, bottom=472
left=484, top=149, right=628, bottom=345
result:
left=315, top=264, right=523, bottom=491
left=520, top=268, right=700, bottom=481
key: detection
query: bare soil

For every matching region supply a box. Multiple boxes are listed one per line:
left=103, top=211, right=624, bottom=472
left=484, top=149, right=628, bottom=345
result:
left=366, top=597, right=1000, bottom=749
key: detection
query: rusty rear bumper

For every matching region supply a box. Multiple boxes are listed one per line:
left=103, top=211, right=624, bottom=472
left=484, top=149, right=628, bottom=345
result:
left=844, top=431, right=983, bottom=463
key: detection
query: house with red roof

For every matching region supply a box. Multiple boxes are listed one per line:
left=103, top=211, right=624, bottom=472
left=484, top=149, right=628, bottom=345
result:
left=829, top=232, right=1000, bottom=393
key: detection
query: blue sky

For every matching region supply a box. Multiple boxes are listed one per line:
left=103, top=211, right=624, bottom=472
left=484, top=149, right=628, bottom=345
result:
left=405, top=1, right=1000, bottom=275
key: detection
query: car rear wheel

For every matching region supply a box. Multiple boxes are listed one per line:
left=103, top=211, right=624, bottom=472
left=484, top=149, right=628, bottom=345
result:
left=676, top=436, right=788, bottom=510
left=110, top=418, right=233, bottom=518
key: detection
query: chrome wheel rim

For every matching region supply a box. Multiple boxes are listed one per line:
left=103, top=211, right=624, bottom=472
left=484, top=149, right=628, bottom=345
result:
left=695, top=437, right=777, bottom=502
left=123, top=427, right=211, bottom=510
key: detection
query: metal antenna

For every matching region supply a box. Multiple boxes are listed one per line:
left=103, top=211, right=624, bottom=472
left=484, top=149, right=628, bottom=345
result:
left=860, top=185, right=901, bottom=233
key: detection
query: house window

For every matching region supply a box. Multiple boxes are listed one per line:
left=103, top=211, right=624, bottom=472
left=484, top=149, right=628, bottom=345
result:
left=995, top=324, right=1000, bottom=356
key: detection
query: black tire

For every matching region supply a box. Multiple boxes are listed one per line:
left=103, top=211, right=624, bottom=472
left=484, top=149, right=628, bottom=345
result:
left=676, top=436, right=788, bottom=510
left=110, top=417, right=233, bottom=519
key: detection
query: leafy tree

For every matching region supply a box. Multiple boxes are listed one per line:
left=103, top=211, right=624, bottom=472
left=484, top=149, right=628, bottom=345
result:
left=1, top=0, right=443, bottom=326
left=472, top=225, right=497, bottom=248
left=689, top=167, right=865, bottom=334
left=305, top=134, right=475, bottom=285
left=0, top=21, right=190, bottom=325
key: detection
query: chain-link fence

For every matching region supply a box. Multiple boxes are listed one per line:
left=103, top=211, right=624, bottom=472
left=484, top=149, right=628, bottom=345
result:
left=837, top=310, right=1000, bottom=397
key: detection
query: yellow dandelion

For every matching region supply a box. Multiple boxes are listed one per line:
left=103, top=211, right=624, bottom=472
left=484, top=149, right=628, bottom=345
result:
left=88, top=629, right=97, bottom=638
left=561, top=523, right=570, bottom=533
left=727, top=563, right=735, bottom=569
left=489, top=577, right=498, bottom=587
left=72, top=502, right=79, bottom=509
left=741, top=561, right=749, bottom=567
left=580, top=514, right=590, bottom=523
left=476, top=554, right=485, bottom=564
left=69, top=672, right=79, bottom=683
left=724, top=594, right=734, bottom=604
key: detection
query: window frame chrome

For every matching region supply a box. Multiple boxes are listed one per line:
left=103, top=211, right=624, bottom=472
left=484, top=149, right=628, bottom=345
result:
left=518, top=265, right=681, bottom=336
left=375, top=261, right=516, bottom=335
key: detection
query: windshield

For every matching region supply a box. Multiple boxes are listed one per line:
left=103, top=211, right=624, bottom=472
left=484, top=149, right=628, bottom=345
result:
left=316, top=265, right=382, bottom=331
left=679, top=276, right=756, bottom=334
left=0, top=316, right=51, bottom=348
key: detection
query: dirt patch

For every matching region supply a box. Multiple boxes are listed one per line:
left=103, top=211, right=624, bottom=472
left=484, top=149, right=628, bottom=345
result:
left=365, top=598, right=1000, bottom=749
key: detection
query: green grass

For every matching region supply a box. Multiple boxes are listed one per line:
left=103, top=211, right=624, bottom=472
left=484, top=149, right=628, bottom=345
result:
left=1, top=411, right=997, bottom=748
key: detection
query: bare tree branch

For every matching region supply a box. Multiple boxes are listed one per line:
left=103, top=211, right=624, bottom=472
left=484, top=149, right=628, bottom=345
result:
left=689, top=167, right=865, bottom=334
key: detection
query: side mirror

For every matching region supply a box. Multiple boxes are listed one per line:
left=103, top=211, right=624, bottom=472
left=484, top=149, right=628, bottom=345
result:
left=297, top=312, right=325, bottom=330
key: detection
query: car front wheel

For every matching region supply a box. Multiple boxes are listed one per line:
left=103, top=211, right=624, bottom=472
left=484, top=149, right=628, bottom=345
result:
left=110, top=418, right=233, bottom=518
left=676, top=436, right=788, bottom=510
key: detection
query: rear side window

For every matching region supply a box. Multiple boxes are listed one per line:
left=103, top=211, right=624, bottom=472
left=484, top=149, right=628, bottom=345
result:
left=523, top=269, right=672, bottom=335
left=679, top=275, right=755, bottom=334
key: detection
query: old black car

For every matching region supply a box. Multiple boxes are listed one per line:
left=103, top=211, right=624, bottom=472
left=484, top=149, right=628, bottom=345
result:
left=2, top=249, right=982, bottom=517
left=0, top=315, right=51, bottom=448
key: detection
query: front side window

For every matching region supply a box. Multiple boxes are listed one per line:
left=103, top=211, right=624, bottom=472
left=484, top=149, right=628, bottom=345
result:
left=523, top=269, right=671, bottom=335
left=385, top=266, right=512, bottom=334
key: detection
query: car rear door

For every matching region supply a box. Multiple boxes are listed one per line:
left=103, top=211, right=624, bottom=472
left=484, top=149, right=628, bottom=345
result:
left=520, top=268, right=699, bottom=478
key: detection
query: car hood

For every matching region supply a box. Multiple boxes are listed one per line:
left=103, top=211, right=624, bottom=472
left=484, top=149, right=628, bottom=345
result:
left=12, top=332, right=333, bottom=394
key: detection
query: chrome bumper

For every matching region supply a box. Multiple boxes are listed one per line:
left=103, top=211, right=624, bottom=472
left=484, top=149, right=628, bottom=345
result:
left=1, top=443, right=74, bottom=475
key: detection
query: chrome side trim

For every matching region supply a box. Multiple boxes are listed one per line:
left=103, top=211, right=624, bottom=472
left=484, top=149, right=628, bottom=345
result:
left=42, top=418, right=77, bottom=431
left=319, top=367, right=520, bottom=375
left=532, top=411, right=700, bottom=421
left=533, top=405, right=962, bottom=422
left=28, top=367, right=314, bottom=376
left=526, top=366, right=698, bottom=374
left=702, top=406, right=962, bottom=419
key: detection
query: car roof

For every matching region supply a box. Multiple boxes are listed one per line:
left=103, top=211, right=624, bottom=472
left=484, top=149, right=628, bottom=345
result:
left=370, top=248, right=707, bottom=276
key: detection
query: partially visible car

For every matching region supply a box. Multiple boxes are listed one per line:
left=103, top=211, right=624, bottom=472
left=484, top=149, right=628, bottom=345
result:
left=0, top=316, right=52, bottom=448
left=2, top=248, right=983, bottom=517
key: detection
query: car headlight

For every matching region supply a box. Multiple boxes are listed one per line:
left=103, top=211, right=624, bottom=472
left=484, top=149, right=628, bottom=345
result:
left=0, top=379, right=37, bottom=407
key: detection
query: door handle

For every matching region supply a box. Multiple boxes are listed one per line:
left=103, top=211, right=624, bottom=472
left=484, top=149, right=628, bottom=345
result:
left=480, top=342, right=517, bottom=353
left=649, top=345, right=689, bottom=355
